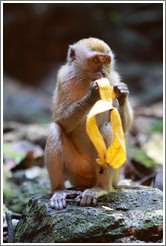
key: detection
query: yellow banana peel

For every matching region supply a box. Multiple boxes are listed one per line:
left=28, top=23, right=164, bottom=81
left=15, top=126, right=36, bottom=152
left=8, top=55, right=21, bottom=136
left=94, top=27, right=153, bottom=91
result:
left=86, top=78, right=126, bottom=171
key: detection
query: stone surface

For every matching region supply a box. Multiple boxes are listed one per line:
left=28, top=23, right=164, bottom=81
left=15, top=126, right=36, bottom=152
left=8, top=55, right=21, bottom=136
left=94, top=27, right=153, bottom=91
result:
left=4, top=122, right=49, bottom=148
left=14, top=185, right=163, bottom=243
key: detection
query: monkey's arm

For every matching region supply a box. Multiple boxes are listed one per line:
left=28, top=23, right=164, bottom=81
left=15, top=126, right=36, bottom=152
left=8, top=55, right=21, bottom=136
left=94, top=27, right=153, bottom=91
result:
left=54, top=82, right=100, bottom=133
left=119, top=96, right=133, bottom=134
left=114, top=83, right=133, bottom=134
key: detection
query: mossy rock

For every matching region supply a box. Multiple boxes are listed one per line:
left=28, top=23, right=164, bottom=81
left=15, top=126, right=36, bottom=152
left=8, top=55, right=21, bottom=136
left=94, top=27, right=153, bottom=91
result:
left=14, top=185, right=163, bottom=243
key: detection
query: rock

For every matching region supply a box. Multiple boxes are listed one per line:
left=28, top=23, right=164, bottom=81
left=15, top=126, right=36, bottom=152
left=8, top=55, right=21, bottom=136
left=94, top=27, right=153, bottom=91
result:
left=4, top=122, right=49, bottom=142
left=4, top=140, right=44, bottom=171
left=25, top=166, right=42, bottom=180
left=4, top=140, right=43, bottom=158
left=14, top=185, right=163, bottom=243
left=3, top=77, right=51, bottom=123
left=3, top=123, right=49, bottom=175
left=4, top=122, right=49, bottom=150
left=11, top=166, right=43, bottom=183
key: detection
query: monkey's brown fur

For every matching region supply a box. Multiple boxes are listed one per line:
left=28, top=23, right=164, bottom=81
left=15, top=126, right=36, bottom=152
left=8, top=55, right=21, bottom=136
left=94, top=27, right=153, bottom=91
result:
left=45, top=38, right=133, bottom=209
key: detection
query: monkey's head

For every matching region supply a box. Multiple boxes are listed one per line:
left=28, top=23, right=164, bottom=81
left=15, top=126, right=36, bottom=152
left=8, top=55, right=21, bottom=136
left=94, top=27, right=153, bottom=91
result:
left=67, top=38, right=114, bottom=82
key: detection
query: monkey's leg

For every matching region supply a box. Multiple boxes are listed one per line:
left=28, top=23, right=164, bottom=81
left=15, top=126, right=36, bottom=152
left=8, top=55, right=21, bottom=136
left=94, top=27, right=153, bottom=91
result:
left=79, top=168, right=120, bottom=207
left=99, top=120, right=121, bottom=188
left=79, top=122, right=120, bottom=207
left=46, top=123, right=98, bottom=209
left=45, top=123, right=65, bottom=191
left=79, top=166, right=118, bottom=207
left=45, top=123, right=82, bottom=209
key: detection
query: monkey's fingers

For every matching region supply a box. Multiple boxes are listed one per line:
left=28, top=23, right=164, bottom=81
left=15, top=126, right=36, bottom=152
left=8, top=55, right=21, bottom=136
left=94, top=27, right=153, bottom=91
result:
left=92, top=196, right=97, bottom=206
left=80, top=194, right=97, bottom=207
left=80, top=195, right=89, bottom=207
left=75, top=194, right=82, bottom=203
left=114, top=84, right=129, bottom=105
left=66, top=190, right=82, bottom=199
left=54, top=198, right=66, bottom=210
left=60, top=199, right=66, bottom=210
left=50, top=195, right=66, bottom=210
left=114, top=84, right=129, bottom=95
left=89, top=81, right=100, bottom=101
left=86, top=195, right=93, bottom=206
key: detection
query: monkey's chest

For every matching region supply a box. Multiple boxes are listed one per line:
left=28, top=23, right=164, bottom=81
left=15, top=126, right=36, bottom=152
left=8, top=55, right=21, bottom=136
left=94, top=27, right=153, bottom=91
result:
left=71, top=112, right=113, bottom=158
left=95, top=111, right=110, bottom=127
left=70, top=122, right=97, bottom=159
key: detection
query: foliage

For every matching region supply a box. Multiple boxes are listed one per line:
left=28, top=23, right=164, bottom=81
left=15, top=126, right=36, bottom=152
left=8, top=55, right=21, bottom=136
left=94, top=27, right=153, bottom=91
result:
left=149, top=119, right=163, bottom=133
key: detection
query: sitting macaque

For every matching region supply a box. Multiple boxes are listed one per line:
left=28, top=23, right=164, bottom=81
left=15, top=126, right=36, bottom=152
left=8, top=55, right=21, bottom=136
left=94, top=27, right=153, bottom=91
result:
left=45, top=37, right=133, bottom=209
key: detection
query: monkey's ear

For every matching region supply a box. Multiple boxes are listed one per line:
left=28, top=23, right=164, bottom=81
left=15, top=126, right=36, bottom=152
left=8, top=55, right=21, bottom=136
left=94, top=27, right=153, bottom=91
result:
left=67, top=45, right=76, bottom=63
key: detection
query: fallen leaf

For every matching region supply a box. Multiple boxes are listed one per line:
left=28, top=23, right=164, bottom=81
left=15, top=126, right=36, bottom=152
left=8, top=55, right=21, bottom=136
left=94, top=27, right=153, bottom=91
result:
left=143, top=133, right=163, bottom=165
left=102, top=206, right=113, bottom=211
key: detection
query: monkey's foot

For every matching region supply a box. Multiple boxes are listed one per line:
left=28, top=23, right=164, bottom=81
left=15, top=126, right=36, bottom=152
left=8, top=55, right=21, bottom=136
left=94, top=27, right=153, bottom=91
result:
left=50, top=190, right=82, bottom=210
left=79, top=188, right=108, bottom=207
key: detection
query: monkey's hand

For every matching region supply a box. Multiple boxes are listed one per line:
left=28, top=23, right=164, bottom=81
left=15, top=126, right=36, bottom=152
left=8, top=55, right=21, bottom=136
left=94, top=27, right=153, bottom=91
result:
left=50, top=190, right=82, bottom=210
left=87, top=81, right=100, bottom=105
left=114, top=83, right=129, bottom=106
left=79, top=187, right=108, bottom=207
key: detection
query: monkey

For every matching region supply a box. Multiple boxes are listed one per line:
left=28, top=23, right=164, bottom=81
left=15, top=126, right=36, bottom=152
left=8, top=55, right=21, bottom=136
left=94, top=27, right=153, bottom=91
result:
left=45, top=37, right=133, bottom=209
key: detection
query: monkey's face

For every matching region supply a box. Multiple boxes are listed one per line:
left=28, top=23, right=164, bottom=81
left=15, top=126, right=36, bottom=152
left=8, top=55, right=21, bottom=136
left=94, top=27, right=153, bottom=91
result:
left=87, top=53, right=111, bottom=81
left=73, top=50, right=112, bottom=82
left=67, top=38, right=113, bottom=83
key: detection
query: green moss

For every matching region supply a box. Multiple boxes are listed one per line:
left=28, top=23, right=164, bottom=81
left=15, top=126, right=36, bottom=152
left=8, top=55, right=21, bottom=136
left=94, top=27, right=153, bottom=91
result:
left=107, top=226, right=125, bottom=236
left=3, top=188, right=15, bottom=198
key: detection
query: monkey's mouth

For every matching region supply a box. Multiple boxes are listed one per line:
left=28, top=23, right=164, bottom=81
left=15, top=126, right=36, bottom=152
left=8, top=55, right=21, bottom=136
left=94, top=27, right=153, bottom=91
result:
left=92, top=70, right=107, bottom=80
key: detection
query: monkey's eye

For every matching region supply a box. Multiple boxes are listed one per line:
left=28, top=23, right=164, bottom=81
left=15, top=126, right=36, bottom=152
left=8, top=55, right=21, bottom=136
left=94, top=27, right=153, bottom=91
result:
left=93, top=56, right=100, bottom=64
left=104, top=57, right=111, bottom=64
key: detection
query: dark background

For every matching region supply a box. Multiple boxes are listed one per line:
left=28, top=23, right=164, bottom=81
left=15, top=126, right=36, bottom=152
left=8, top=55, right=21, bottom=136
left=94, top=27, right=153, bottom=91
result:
left=3, top=2, right=163, bottom=123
